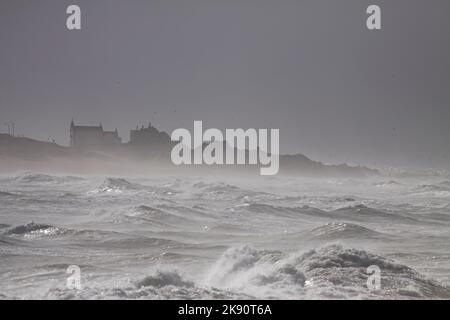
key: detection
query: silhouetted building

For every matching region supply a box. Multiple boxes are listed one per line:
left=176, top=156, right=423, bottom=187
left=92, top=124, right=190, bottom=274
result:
left=129, top=122, right=170, bottom=145
left=70, top=120, right=121, bottom=148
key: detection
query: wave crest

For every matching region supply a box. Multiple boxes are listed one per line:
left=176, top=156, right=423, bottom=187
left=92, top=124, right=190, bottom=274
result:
left=136, top=270, right=194, bottom=289
left=4, top=222, right=70, bottom=238
left=309, top=222, right=384, bottom=239
left=205, top=244, right=450, bottom=299
left=15, top=173, right=83, bottom=184
left=89, top=178, right=143, bottom=194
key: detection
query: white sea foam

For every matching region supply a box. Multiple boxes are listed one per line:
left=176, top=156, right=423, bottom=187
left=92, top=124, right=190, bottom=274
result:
left=0, top=173, right=449, bottom=299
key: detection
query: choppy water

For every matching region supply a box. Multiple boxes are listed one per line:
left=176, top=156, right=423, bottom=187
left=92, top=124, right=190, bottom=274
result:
left=1, top=172, right=450, bottom=299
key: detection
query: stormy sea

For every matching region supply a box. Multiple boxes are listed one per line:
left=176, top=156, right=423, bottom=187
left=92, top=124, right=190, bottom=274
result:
left=1, top=172, right=450, bottom=300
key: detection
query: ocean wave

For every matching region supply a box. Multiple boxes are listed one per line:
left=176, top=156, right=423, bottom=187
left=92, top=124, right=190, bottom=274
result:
left=69, top=227, right=183, bottom=248
left=297, top=245, right=450, bottom=299
left=14, top=173, right=84, bottom=184
left=438, top=181, right=450, bottom=188
left=0, top=293, right=14, bottom=300
left=192, top=182, right=276, bottom=201
left=106, top=205, right=197, bottom=228
left=415, top=184, right=450, bottom=193
left=3, top=222, right=71, bottom=238
left=334, top=204, right=384, bottom=215
left=4, top=222, right=104, bottom=240
left=12, top=244, right=450, bottom=300
left=240, top=202, right=411, bottom=223
left=242, top=203, right=291, bottom=215
left=43, top=270, right=248, bottom=300
left=88, top=178, right=143, bottom=194
left=136, top=270, right=194, bottom=289
left=414, top=181, right=450, bottom=194
left=308, top=222, right=385, bottom=239
left=128, top=205, right=167, bottom=218
left=240, top=203, right=329, bottom=218
left=88, top=178, right=177, bottom=196
left=193, top=182, right=240, bottom=193
left=205, top=245, right=303, bottom=299
left=204, top=244, right=450, bottom=299
left=2, top=174, right=450, bottom=300
left=373, top=180, right=402, bottom=187
left=2, top=222, right=183, bottom=248
left=0, top=191, right=17, bottom=197
left=328, top=196, right=356, bottom=203
left=89, top=235, right=183, bottom=249
left=332, top=204, right=417, bottom=223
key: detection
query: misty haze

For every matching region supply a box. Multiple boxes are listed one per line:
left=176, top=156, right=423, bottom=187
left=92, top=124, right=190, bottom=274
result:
left=0, top=0, right=450, bottom=301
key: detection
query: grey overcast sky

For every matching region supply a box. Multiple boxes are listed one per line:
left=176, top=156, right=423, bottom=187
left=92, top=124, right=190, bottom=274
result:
left=0, top=0, right=449, bottom=169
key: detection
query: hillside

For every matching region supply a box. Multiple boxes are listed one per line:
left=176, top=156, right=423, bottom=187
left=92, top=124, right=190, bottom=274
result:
left=0, top=134, right=378, bottom=177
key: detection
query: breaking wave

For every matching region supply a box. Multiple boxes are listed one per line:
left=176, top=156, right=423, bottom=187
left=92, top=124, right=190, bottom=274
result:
left=89, top=178, right=144, bottom=194
left=2, top=175, right=450, bottom=300
left=3, top=222, right=71, bottom=237
left=192, top=181, right=277, bottom=201
left=88, top=178, right=177, bottom=196
left=205, top=245, right=302, bottom=299
left=136, top=270, right=195, bottom=289
left=9, top=244, right=450, bottom=300
left=1, top=222, right=184, bottom=249
left=43, top=269, right=248, bottom=300
left=204, top=244, right=450, bottom=299
left=415, top=183, right=450, bottom=194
